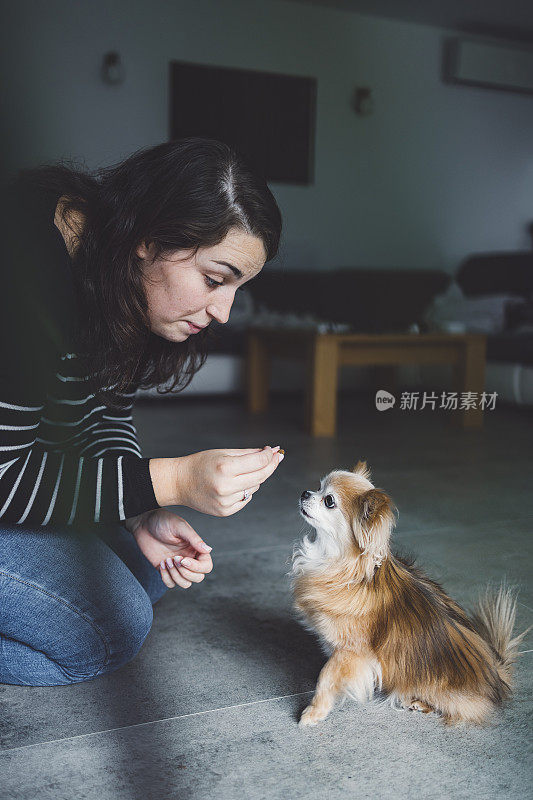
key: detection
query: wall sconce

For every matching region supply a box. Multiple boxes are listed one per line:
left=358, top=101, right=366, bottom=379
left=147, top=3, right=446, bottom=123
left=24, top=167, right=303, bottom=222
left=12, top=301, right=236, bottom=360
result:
left=101, top=52, right=125, bottom=85
left=353, top=87, right=374, bottom=116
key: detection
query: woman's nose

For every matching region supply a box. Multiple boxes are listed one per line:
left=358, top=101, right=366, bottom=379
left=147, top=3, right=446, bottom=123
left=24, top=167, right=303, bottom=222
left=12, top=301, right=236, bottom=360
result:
left=207, top=295, right=234, bottom=324
left=301, top=490, right=311, bottom=501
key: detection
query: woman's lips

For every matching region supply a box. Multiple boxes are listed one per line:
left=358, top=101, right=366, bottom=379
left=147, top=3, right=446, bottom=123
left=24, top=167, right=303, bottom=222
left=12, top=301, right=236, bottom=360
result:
left=186, top=322, right=203, bottom=333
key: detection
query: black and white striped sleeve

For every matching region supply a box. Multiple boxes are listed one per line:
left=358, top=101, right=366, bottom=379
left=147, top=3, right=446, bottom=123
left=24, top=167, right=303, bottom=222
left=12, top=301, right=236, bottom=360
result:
left=0, top=397, right=158, bottom=527
left=76, top=391, right=142, bottom=460
left=0, top=186, right=159, bottom=528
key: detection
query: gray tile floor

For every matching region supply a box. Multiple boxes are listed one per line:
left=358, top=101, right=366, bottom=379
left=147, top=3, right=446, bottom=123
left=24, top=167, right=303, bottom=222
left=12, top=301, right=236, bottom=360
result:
left=1, top=392, right=532, bottom=800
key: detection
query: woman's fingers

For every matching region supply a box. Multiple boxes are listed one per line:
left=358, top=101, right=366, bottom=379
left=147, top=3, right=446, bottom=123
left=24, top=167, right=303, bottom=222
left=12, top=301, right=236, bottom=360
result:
left=159, top=566, right=174, bottom=588
left=223, top=447, right=265, bottom=456
left=177, top=564, right=205, bottom=583
left=174, top=520, right=213, bottom=555
left=159, top=553, right=213, bottom=588
left=221, top=484, right=264, bottom=515
left=221, top=484, right=261, bottom=508
left=230, top=452, right=283, bottom=493
left=229, top=446, right=281, bottom=476
left=213, top=448, right=284, bottom=512
left=160, top=559, right=192, bottom=589
left=159, top=561, right=179, bottom=588
left=178, top=553, right=213, bottom=574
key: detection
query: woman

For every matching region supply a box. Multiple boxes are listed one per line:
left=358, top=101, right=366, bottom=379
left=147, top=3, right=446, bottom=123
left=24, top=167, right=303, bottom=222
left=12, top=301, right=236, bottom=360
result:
left=0, top=138, right=283, bottom=686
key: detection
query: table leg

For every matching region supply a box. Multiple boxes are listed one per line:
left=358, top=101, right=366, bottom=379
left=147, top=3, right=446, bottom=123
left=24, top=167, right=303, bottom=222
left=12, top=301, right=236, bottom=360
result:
left=247, top=332, right=270, bottom=413
left=307, top=335, right=339, bottom=436
left=454, top=337, right=486, bottom=428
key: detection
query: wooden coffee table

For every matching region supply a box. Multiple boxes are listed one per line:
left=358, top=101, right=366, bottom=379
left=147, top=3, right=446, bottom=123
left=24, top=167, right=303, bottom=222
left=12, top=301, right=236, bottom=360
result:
left=246, top=329, right=487, bottom=436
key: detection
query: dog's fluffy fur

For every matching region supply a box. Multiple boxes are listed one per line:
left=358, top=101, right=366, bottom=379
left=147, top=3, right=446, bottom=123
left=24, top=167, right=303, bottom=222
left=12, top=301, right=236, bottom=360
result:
left=291, top=461, right=527, bottom=727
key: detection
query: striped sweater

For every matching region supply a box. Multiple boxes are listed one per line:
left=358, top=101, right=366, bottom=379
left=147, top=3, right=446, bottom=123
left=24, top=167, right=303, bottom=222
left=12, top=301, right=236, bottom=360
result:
left=0, top=181, right=159, bottom=528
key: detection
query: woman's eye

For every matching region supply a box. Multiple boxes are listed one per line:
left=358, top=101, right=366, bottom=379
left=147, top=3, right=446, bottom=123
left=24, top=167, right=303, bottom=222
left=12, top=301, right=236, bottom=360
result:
left=205, top=276, right=224, bottom=288
left=324, top=495, right=336, bottom=509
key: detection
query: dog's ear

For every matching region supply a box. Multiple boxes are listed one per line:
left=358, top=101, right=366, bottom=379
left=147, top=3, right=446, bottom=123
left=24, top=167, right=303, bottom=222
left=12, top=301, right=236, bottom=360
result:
left=354, top=488, right=396, bottom=580
left=352, top=460, right=371, bottom=481
left=360, top=488, right=390, bottom=523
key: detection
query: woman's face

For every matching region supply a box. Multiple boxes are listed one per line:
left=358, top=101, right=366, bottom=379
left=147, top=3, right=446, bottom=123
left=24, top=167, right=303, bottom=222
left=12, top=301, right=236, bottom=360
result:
left=137, top=228, right=266, bottom=342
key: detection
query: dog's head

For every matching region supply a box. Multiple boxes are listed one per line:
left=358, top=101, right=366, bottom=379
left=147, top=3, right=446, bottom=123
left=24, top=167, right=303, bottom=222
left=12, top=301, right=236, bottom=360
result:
left=298, top=461, right=397, bottom=580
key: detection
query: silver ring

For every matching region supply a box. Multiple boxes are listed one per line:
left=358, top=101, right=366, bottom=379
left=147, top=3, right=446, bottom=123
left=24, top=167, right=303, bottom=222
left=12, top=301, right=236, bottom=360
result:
left=243, top=489, right=251, bottom=501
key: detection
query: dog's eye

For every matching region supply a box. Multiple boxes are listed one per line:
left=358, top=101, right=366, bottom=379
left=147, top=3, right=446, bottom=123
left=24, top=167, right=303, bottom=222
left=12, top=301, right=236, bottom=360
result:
left=324, top=494, right=336, bottom=509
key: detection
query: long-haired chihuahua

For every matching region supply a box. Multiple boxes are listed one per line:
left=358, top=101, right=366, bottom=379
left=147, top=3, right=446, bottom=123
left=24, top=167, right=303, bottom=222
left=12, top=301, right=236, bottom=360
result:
left=291, top=461, right=526, bottom=727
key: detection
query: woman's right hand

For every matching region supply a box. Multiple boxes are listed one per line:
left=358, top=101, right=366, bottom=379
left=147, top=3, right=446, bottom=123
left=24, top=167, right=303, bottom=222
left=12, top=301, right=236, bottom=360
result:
left=172, top=445, right=284, bottom=516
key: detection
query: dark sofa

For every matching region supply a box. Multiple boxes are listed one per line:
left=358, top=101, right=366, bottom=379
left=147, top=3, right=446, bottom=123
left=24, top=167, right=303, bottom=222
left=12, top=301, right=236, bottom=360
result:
left=208, top=268, right=451, bottom=354
left=140, top=258, right=533, bottom=402
left=456, top=252, right=533, bottom=367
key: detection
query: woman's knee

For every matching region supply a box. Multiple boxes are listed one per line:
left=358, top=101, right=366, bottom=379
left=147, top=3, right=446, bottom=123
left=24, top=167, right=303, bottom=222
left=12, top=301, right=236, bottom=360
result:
left=67, top=583, right=155, bottom=681
left=97, top=587, right=154, bottom=675
left=2, top=576, right=154, bottom=685
left=39, top=587, right=154, bottom=684
left=0, top=525, right=156, bottom=684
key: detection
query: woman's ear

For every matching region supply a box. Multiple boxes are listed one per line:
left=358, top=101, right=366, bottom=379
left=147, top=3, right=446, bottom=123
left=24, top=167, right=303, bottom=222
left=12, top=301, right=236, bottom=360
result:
left=136, top=240, right=154, bottom=260
left=354, top=488, right=396, bottom=579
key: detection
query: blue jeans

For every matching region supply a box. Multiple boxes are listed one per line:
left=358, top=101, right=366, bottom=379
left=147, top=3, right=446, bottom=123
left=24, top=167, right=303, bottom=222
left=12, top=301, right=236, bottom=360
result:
left=0, top=522, right=167, bottom=686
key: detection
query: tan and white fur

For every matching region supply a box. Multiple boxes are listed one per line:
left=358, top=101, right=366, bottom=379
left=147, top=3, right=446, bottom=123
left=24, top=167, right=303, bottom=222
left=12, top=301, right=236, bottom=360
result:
left=291, top=461, right=527, bottom=727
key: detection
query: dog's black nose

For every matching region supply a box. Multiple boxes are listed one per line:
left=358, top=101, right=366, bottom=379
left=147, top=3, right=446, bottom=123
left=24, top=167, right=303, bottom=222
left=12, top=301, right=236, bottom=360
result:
left=301, top=490, right=311, bottom=501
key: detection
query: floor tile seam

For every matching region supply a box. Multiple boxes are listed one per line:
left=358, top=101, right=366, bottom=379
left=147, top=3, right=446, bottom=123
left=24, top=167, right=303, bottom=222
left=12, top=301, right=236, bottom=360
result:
left=395, top=515, right=533, bottom=536
left=210, top=515, right=533, bottom=560
left=212, top=514, right=533, bottom=555
left=0, top=690, right=314, bottom=756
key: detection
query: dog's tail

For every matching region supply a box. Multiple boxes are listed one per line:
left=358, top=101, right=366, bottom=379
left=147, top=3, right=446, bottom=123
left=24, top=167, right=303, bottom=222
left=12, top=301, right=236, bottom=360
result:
left=471, top=584, right=529, bottom=681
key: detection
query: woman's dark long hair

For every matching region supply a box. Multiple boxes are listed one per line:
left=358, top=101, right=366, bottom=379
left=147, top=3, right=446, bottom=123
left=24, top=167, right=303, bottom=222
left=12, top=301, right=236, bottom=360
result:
left=16, top=138, right=282, bottom=408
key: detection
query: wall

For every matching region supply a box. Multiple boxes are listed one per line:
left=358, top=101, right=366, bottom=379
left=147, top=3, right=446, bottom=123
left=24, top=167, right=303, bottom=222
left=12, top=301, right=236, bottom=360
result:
left=2, top=0, right=533, bottom=272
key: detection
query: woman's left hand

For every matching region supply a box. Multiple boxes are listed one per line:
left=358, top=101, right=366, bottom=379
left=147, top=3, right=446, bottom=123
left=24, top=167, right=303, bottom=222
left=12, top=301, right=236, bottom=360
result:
left=124, top=509, right=213, bottom=589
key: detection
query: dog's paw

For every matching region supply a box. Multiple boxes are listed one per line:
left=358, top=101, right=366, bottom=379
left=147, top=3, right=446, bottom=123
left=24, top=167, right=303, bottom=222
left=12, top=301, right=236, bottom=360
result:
left=299, top=705, right=323, bottom=727
left=407, top=700, right=433, bottom=714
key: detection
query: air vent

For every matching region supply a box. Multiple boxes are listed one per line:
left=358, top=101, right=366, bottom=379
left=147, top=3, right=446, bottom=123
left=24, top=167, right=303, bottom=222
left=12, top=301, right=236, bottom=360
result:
left=444, top=39, right=533, bottom=95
